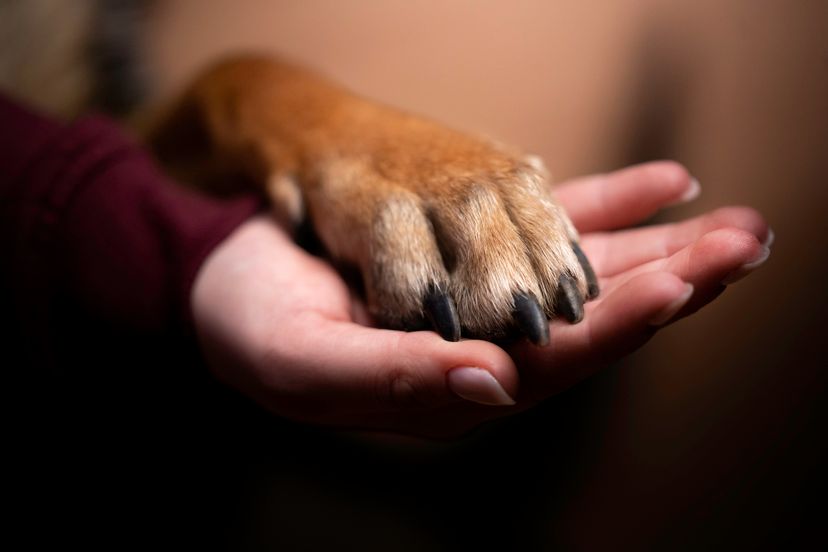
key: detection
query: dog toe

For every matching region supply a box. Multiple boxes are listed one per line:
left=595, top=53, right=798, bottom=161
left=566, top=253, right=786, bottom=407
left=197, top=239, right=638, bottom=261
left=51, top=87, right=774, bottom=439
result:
left=572, top=241, right=600, bottom=300
left=512, top=293, right=550, bottom=346
left=556, top=274, right=585, bottom=324
left=423, top=286, right=461, bottom=341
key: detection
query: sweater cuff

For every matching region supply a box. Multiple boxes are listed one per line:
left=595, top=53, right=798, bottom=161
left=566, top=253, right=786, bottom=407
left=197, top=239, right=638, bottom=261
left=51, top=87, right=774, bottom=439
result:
left=1, top=96, right=262, bottom=336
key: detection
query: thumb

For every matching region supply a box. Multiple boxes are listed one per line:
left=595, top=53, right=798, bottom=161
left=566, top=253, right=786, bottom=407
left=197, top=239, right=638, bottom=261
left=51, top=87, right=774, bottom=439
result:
left=286, top=320, right=520, bottom=416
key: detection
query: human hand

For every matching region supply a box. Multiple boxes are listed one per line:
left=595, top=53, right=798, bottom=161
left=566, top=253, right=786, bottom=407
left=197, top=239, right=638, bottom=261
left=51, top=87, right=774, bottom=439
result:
left=191, top=162, right=771, bottom=437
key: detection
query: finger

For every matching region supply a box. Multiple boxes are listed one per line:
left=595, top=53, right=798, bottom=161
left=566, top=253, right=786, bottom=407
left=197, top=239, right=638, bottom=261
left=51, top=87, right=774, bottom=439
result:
left=602, top=228, right=769, bottom=312
left=583, top=206, right=770, bottom=277
left=555, top=161, right=697, bottom=232
left=516, top=271, right=692, bottom=398
left=271, top=320, right=520, bottom=421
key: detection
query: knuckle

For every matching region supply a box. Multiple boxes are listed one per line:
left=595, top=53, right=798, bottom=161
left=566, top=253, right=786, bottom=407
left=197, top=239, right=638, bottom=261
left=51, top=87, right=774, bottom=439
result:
left=375, top=368, right=428, bottom=410
left=374, top=191, right=422, bottom=228
left=459, top=184, right=502, bottom=214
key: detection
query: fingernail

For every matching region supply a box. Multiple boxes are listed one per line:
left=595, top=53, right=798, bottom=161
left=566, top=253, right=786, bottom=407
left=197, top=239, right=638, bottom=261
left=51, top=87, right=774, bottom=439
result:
left=762, top=227, right=775, bottom=248
left=669, top=177, right=701, bottom=206
left=649, top=283, right=694, bottom=326
left=721, top=246, right=771, bottom=285
left=446, top=367, right=515, bottom=406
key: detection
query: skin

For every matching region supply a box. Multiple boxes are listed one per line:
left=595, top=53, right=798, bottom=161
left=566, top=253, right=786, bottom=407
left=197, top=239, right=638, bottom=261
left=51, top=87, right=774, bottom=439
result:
left=192, top=161, right=770, bottom=439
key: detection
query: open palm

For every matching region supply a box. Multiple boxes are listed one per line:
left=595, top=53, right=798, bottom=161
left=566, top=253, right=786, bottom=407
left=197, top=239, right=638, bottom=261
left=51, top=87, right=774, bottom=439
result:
left=192, top=162, right=770, bottom=437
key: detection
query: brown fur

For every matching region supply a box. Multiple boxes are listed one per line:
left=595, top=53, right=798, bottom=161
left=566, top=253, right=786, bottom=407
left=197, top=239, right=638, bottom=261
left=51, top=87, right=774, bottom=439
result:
left=145, top=55, right=587, bottom=338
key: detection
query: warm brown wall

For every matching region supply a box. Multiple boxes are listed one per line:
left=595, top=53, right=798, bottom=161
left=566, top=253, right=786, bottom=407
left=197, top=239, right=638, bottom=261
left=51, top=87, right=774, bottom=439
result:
left=0, top=1, right=95, bottom=117
left=147, top=0, right=648, bottom=179
left=147, top=1, right=827, bottom=548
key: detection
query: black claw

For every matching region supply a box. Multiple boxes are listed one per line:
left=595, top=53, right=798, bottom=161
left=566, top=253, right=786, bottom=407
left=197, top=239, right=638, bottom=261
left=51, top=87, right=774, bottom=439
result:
left=572, top=241, right=600, bottom=300
left=423, top=287, right=461, bottom=341
left=513, top=293, right=550, bottom=347
left=557, top=275, right=585, bottom=324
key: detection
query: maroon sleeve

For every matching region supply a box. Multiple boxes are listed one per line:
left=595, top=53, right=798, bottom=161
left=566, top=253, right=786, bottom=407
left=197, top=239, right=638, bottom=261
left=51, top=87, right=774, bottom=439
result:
left=0, top=94, right=261, bottom=371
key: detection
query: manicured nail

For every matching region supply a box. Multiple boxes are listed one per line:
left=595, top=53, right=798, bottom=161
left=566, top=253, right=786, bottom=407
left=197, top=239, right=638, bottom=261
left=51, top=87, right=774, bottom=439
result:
left=649, top=283, right=694, bottom=326
left=669, top=176, right=701, bottom=206
left=762, top=228, right=775, bottom=248
left=721, top=246, right=771, bottom=285
left=446, top=367, right=515, bottom=406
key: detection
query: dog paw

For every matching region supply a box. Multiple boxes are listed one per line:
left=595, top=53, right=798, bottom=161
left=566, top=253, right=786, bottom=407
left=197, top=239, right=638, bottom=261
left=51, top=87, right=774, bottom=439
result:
left=276, top=134, right=599, bottom=345
left=147, top=56, right=599, bottom=344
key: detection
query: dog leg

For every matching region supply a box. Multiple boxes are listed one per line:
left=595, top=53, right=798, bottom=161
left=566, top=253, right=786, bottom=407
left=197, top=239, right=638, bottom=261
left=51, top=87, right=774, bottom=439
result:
left=145, top=55, right=598, bottom=344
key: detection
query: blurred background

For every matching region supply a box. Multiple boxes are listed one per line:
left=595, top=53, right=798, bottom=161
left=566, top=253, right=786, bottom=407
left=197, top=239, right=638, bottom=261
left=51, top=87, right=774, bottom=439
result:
left=3, top=0, right=826, bottom=549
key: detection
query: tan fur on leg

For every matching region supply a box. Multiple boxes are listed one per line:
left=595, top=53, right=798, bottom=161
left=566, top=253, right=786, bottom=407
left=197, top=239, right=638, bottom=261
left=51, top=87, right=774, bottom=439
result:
left=145, top=55, right=593, bottom=341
